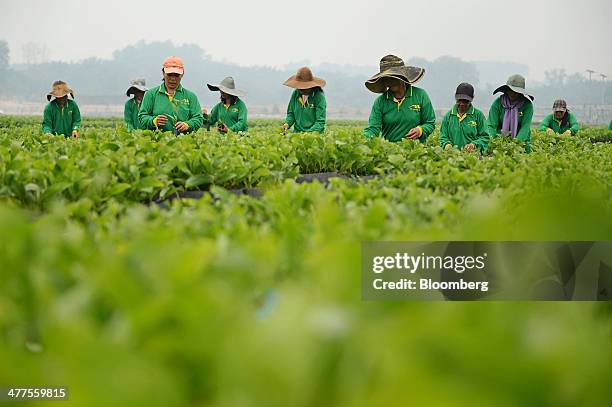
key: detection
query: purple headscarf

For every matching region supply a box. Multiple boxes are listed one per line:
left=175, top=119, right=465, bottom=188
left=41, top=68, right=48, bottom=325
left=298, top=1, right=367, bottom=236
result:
left=500, top=94, right=526, bottom=138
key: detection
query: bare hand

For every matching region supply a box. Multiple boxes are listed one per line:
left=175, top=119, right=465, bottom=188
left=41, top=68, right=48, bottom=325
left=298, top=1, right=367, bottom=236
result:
left=444, top=143, right=453, bottom=151
left=562, top=130, right=572, bottom=136
left=546, top=128, right=555, bottom=136
left=156, top=115, right=168, bottom=126
left=405, top=128, right=421, bottom=140
left=45, top=132, right=54, bottom=137
left=218, top=124, right=229, bottom=134
left=201, top=107, right=208, bottom=116
left=174, top=121, right=189, bottom=133
left=464, top=143, right=476, bottom=152
left=282, top=123, right=289, bottom=131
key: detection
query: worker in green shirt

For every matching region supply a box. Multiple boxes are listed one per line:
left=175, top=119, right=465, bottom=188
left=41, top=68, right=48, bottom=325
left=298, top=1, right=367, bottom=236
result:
left=124, top=79, right=148, bottom=131
left=538, top=100, right=579, bottom=136
left=202, top=77, right=248, bottom=134
left=42, top=80, right=81, bottom=138
left=363, top=55, right=435, bottom=143
left=281, top=67, right=327, bottom=133
left=608, top=119, right=611, bottom=130
left=138, top=56, right=203, bottom=134
left=440, top=83, right=489, bottom=152
left=487, top=74, right=534, bottom=152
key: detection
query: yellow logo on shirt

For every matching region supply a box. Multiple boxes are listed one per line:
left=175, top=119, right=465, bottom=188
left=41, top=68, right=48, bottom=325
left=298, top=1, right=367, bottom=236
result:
left=409, top=104, right=421, bottom=111
left=299, top=97, right=315, bottom=108
left=519, top=112, right=523, bottom=117
left=233, top=108, right=239, bottom=113
left=467, top=120, right=477, bottom=127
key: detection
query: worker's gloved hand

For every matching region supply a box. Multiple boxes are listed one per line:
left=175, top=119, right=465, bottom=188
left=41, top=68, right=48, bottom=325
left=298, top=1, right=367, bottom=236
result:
left=546, top=128, right=555, bottom=136
left=218, top=123, right=229, bottom=134
left=463, top=143, right=476, bottom=152
left=562, top=130, right=572, bottom=136
left=174, top=122, right=189, bottom=133
left=444, top=143, right=453, bottom=151
left=71, top=130, right=78, bottom=138
left=281, top=123, right=289, bottom=132
left=44, top=132, right=54, bottom=137
left=155, top=115, right=168, bottom=127
left=405, top=127, right=421, bottom=140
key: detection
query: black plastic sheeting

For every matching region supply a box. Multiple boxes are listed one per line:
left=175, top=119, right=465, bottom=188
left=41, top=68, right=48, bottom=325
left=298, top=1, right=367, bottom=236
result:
left=152, top=172, right=379, bottom=207
left=295, top=172, right=349, bottom=184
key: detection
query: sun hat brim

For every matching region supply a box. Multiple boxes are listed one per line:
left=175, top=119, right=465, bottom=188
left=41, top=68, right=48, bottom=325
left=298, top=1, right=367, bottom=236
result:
left=46, top=90, right=74, bottom=101
left=206, top=83, right=246, bottom=97
left=493, top=84, right=534, bottom=101
left=126, top=85, right=148, bottom=97
left=365, top=66, right=425, bottom=93
left=283, top=76, right=326, bottom=90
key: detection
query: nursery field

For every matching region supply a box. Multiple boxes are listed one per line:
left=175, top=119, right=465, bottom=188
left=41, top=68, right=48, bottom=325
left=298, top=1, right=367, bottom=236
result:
left=1, top=116, right=611, bottom=406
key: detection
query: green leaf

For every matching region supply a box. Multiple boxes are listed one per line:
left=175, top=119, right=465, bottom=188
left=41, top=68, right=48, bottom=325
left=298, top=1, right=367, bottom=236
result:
left=388, top=154, right=405, bottom=166
left=108, top=183, right=131, bottom=196
left=185, top=174, right=212, bottom=188
left=101, top=142, right=120, bottom=152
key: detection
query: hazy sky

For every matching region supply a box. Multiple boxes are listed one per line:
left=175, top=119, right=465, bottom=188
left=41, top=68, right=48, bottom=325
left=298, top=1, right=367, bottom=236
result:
left=3, top=0, right=611, bottom=80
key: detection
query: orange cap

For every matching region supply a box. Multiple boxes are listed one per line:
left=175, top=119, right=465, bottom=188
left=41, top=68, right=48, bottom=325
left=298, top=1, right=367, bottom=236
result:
left=163, top=56, right=184, bottom=74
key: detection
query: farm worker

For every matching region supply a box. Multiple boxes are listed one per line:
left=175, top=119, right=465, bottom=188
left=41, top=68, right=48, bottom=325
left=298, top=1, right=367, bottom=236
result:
left=538, top=99, right=580, bottom=136
left=608, top=119, right=612, bottom=130
left=139, top=56, right=203, bottom=134
left=440, top=83, right=490, bottom=152
left=124, top=79, right=148, bottom=130
left=202, top=77, right=248, bottom=133
left=363, top=55, right=435, bottom=143
left=281, top=67, right=327, bottom=133
left=487, top=74, right=534, bottom=152
left=42, top=80, right=81, bottom=138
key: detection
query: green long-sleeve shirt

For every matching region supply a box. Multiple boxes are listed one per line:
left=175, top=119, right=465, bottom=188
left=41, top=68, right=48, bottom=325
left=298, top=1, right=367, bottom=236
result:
left=41, top=99, right=81, bottom=137
left=608, top=120, right=612, bottom=130
left=440, top=105, right=490, bottom=152
left=124, top=98, right=142, bottom=131
left=284, top=89, right=326, bottom=133
left=363, top=87, right=436, bottom=143
left=487, top=96, right=533, bottom=152
left=538, top=112, right=580, bottom=135
left=139, top=82, right=203, bottom=133
left=206, top=97, right=248, bottom=132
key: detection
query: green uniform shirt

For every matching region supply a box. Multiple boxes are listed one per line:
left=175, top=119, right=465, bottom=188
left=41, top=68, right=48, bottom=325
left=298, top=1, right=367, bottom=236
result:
left=440, top=105, right=490, bottom=152
left=538, top=112, right=580, bottom=135
left=608, top=120, right=612, bottom=130
left=487, top=96, right=533, bottom=152
left=139, top=82, right=203, bottom=133
left=206, top=97, right=248, bottom=132
left=363, top=86, right=436, bottom=143
left=284, top=89, right=326, bottom=133
left=41, top=99, right=81, bottom=137
left=124, top=98, right=142, bottom=131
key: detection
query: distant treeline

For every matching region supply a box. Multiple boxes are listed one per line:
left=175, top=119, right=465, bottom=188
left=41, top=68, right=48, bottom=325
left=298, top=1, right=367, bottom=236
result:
left=0, top=40, right=610, bottom=110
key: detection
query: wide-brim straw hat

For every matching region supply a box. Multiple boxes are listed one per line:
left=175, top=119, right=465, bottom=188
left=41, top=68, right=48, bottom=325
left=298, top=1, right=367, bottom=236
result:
left=46, top=81, right=74, bottom=101
left=126, top=78, right=148, bottom=96
left=207, top=76, right=246, bottom=97
left=493, top=74, right=534, bottom=101
left=283, top=67, right=326, bottom=89
left=365, top=55, right=425, bottom=93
